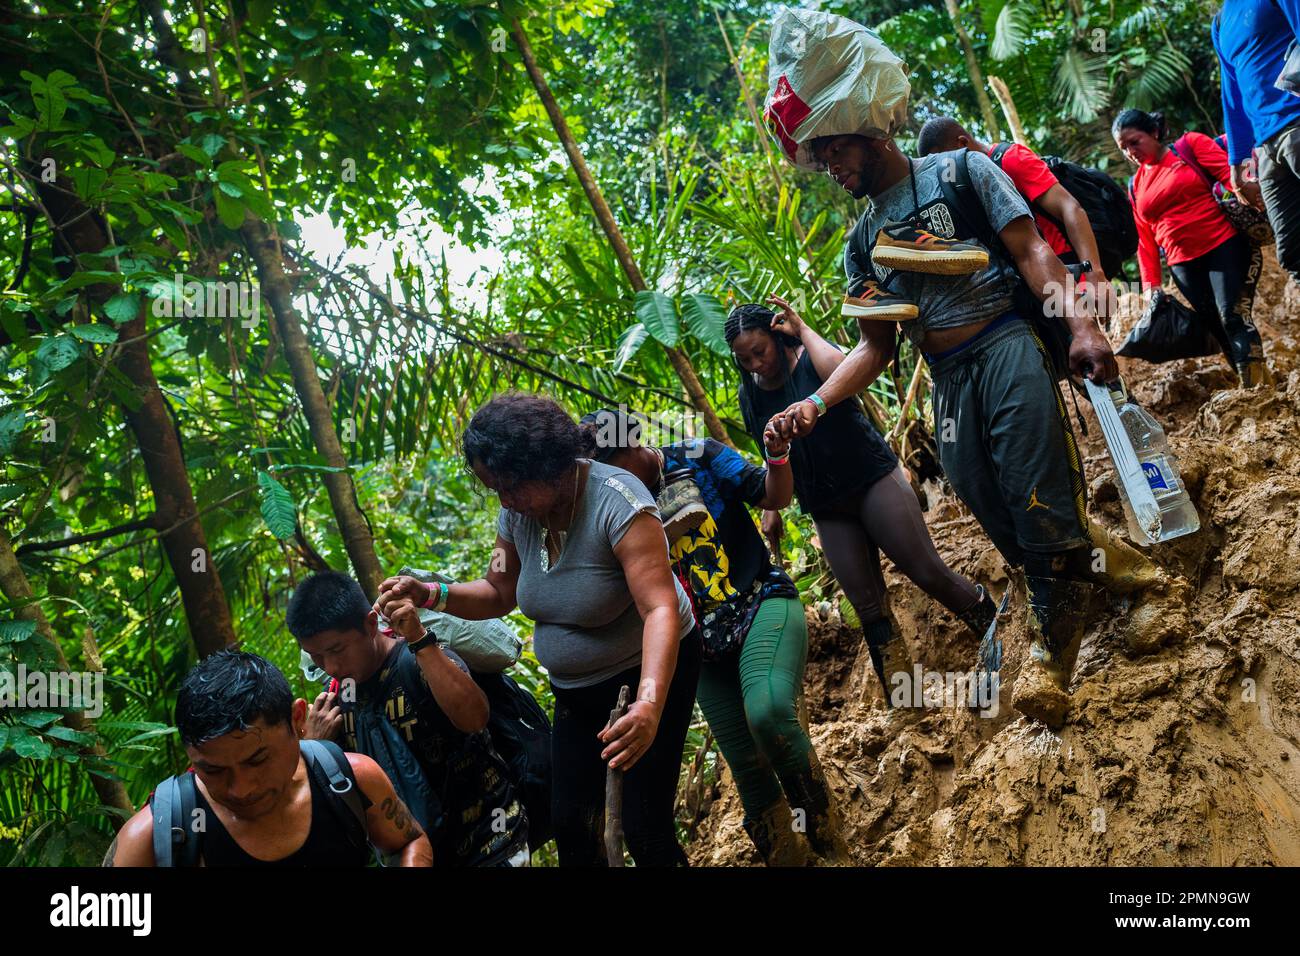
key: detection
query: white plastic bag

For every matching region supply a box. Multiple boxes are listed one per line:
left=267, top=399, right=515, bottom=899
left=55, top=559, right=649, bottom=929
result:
left=389, top=565, right=523, bottom=673
left=764, top=8, right=911, bottom=171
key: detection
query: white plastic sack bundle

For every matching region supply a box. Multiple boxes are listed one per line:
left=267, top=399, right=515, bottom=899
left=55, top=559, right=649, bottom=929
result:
left=388, top=565, right=523, bottom=673
left=763, top=8, right=910, bottom=171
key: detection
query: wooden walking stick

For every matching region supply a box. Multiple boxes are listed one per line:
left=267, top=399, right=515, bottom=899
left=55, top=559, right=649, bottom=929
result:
left=604, top=684, right=632, bottom=866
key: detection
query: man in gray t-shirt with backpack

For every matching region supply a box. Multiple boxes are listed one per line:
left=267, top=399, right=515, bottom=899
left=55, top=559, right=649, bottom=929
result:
left=768, top=128, right=1122, bottom=729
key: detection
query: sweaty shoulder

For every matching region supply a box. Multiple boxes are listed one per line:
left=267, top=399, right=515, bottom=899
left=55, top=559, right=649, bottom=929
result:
left=106, top=804, right=157, bottom=866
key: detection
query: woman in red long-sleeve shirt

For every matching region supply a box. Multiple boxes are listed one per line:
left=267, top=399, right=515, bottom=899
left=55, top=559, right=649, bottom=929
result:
left=1113, top=108, right=1266, bottom=386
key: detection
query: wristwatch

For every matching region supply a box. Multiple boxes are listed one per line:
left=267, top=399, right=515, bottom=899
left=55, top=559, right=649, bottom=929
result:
left=406, top=625, right=438, bottom=655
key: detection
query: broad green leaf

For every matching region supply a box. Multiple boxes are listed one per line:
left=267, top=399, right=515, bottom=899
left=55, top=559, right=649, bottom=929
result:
left=36, top=335, right=80, bottom=372
left=176, top=143, right=210, bottom=165
left=0, top=408, right=27, bottom=454
left=0, top=618, right=38, bottom=643
left=200, top=132, right=226, bottom=157
left=13, top=734, right=53, bottom=760
left=214, top=188, right=246, bottom=229
left=17, top=710, right=60, bottom=729
left=257, top=470, right=298, bottom=540
left=43, top=724, right=96, bottom=746
left=681, top=293, right=730, bottom=356
left=103, top=292, right=140, bottom=325
left=67, top=324, right=119, bottom=344
left=634, top=290, right=679, bottom=348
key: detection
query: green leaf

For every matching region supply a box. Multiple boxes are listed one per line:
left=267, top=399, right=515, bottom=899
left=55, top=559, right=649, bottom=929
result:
left=0, top=484, right=25, bottom=503
left=217, top=180, right=244, bottom=197
left=680, top=293, right=730, bottom=356
left=0, top=618, right=37, bottom=643
left=13, top=734, right=53, bottom=760
left=44, top=724, right=96, bottom=746
left=214, top=188, right=246, bottom=229
left=200, top=132, right=227, bottom=157
left=67, top=324, right=119, bottom=344
left=634, top=290, right=679, bottom=348
left=176, top=143, right=210, bottom=165
left=36, top=335, right=81, bottom=372
left=17, top=710, right=60, bottom=728
left=103, top=292, right=140, bottom=325
left=0, top=408, right=27, bottom=454
left=613, top=322, right=649, bottom=372
left=257, top=470, right=298, bottom=540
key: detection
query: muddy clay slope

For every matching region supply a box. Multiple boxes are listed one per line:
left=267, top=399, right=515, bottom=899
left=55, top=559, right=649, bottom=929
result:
left=691, top=252, right=1300, bottom=867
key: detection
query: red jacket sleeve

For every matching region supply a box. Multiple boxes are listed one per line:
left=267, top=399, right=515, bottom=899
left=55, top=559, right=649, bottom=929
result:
left=1131, top=174, right=1162, bottom=289
left=1184, top=130, right=1232, bottom=189
left=997, top=144, right=1059, bottom=204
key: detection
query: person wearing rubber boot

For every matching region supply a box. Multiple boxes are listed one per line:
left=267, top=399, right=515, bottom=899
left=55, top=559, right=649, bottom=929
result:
left=579, top=407, right=846, bottom=864
left=766, top=131, right=1117, bottom=729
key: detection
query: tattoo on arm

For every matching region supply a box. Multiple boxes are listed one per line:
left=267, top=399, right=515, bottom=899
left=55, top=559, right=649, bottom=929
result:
left=381, top=795, right=425, bottom=842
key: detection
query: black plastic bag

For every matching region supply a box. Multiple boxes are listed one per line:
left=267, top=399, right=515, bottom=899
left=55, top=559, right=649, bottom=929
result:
left=1117, top=289, right=1221, bottom=363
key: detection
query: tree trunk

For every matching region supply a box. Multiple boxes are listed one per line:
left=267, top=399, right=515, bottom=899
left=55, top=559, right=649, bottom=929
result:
left=241, top=217, right=385, bottom=601
left=35, top=179, right=236, bottom=659
left=988, top=75, right=1027, bottom=145
left=0, top=527, right=133, bottom=821
left=507, top=15, right=732, bottom=446
left=943, top=0, right=1002, bottom=141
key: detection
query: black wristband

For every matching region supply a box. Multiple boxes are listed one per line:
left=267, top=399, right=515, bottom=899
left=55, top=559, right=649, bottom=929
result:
left=406, top=626, right=438, bottom=655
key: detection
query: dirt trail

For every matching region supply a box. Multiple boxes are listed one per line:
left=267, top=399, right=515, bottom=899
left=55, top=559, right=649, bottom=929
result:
left=691, top=251, right=1300, bottom=866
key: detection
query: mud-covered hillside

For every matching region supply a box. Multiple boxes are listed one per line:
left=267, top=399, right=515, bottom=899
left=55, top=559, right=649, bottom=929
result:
left=691, top=253, right=1300, bottom=867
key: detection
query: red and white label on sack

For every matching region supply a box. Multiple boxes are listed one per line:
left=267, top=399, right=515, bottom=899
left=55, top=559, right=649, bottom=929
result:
left=764, top=75, right=811, bottom=162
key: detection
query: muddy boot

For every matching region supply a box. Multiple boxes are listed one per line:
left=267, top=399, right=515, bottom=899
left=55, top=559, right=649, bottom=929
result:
left=864, top=618, right=918, bottom=708
left=742, top=802, right=809, bottom=867
left=1084, top=518, right=1166, bottom=595
left=957, top=585, right=1009, bottom=709
left=1226, top=326, right=1269, bottom=388
left=779, top=752, right=848, bottom=864
left=1011, top=576, right=1093, bottom=728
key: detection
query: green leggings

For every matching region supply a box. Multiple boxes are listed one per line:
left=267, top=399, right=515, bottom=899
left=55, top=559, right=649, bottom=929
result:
left=696, top=596, right=813, bottom=817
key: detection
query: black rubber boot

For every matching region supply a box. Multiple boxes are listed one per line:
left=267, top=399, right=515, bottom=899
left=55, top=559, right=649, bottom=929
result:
left=778, top=754, right=847, bottom=864
left=864, top=618, right=916, bottom=708
left=1011, top=575, right=1093, bottom=728
left=1226, top=325, right=1267, bottom=387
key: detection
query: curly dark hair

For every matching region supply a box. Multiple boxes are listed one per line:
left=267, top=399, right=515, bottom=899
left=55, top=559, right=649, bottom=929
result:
left=462, top=392, right=586, bottom=490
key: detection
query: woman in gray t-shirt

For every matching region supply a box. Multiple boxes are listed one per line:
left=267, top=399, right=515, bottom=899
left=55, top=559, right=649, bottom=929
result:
left=377, top=394, right=700, bottom=866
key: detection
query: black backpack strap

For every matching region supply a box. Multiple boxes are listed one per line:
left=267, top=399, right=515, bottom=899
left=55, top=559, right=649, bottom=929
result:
left=937, top=148, right=999, bottom=248
left=150, top=773, right=201, bottom=867
left=300, top=739, right=367, bottom=834
left=989, top=142, right=1013, bottom=166
left=300, top=737, right=384, bottom=865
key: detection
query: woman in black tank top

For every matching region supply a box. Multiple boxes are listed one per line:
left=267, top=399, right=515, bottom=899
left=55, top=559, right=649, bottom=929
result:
left=186, top=767, right=372, bottom=867
left=726, top=300, right=999, bottom=706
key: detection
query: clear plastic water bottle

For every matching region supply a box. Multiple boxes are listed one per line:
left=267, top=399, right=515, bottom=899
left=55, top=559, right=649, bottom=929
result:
left=1108, top=383, right=1200, bottom=545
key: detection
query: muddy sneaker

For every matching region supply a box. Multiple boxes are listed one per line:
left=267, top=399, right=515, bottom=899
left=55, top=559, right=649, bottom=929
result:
left=871, top=220, right=990, bottom=275
left=742, top=802, right=811, bottom=867
left=841, top=280, right=919, bottom=321
left=1011, top=577, right=1092, bottom=728
left=656, top=468, right=708, bottom=543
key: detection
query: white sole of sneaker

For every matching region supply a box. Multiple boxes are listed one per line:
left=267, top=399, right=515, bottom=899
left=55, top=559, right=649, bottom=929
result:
left=872, top=246, right=989, bottom=275
left=841, top=301, right=919, bottom=321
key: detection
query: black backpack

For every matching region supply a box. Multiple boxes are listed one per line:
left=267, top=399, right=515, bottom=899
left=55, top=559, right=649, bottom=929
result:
left=935, top=148, right=1074, bottom=380
left=472, top=670, right=553, bottom=853
left=989, top=142, right=1139, bottom=279
left=149, top=739, right=369, bottom=867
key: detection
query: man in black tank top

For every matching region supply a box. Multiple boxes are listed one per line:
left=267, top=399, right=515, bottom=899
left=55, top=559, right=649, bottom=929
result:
left=105, top=651, right=432, bottom=866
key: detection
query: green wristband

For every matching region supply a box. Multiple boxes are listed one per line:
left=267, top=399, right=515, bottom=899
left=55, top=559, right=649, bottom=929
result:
left=805, top=394, right=827, bottom=417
